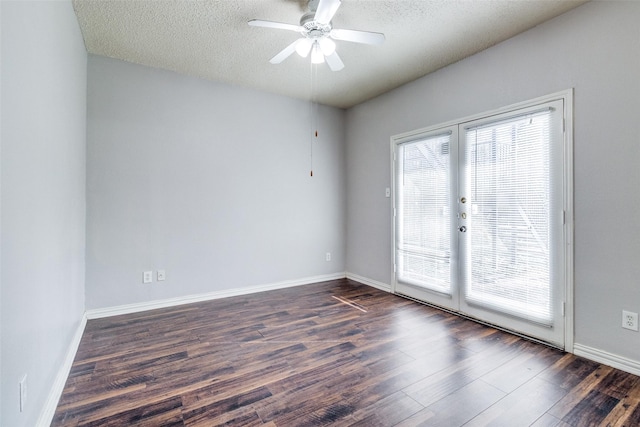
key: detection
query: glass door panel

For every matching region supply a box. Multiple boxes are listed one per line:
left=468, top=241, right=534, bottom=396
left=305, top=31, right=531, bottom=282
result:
left=394, top=127, right=459, bottom=311
left=458, top=100, right=565, bottom=346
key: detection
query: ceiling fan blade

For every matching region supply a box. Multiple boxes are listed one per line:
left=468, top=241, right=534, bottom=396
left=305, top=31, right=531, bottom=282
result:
left=325, top=51, right=344, bottom=71
left=269, top=39, right=301, bottom=64
left=248, top=19, right=302, bottom=33
left=330, top=28, right=385, bottom=45
left=314, top=0, right=341, bottom=24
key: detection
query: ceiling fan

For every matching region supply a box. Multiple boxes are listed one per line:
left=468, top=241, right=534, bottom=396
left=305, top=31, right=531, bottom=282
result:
left=248, top=0, right=385, bottom=71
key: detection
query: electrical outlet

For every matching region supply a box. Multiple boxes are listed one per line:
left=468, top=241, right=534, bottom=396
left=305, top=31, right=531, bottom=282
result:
left=157, top=270, right=166, bottom=281
left=325, top=252, right=331, bottom=262
left=622, top=310, right=639, bottom=331
left=19, top=374, right=27, bottom=412
left=143, top=271, right=153, bottom=284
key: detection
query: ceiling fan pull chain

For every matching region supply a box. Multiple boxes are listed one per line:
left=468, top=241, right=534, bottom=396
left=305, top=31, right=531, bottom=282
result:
left=310, top=61, right=315, bottom=177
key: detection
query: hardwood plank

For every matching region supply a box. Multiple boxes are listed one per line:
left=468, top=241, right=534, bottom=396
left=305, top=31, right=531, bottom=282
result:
left=421, top=379, right=506, bottom=426
left=340, top=391, right=424, bottom=426
left=547, top=364, right=614, bottom=420
left=537, top=353, right=601, bottom=390
left=181, top=386, right=272, bottom=425
left=529, top=413, right=564, bottom=427
left=479, top=345, right=565, bottom=393
left=256, top=391, right=348, bottom=426
left=392, top=408, right=436, bottom=427
left=464, top=377, right=566, bottom=426
left=561, top=389, right=620, bottom=426
left=184, top=405, right=263, bottom=427
left=403, top=336, right=529, bottom=407
left=82, top=396, right=184, bottom=427
left=599, top=372, right=640, bottom=426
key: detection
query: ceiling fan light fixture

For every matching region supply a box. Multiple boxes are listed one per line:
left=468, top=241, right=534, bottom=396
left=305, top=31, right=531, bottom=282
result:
left=318, top=37, right=336, bottom=56
left=311, top=42, right=325, bottom=64
left=296, top=38, right=313, bottom=57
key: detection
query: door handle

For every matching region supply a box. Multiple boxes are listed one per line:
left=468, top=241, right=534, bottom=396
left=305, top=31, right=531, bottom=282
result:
left=459, top=226, right=466, bottom=233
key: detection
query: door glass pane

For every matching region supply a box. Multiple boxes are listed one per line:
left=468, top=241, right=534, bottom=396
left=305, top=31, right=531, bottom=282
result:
left=397, top=133, right=452, bottom=295
left=464, top=111, right=553, bottom=324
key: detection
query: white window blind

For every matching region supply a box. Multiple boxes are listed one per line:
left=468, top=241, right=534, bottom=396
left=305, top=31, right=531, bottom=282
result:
left=397, top=132, right=452, bottom=295
left=464, top=109, right=554, bottom=325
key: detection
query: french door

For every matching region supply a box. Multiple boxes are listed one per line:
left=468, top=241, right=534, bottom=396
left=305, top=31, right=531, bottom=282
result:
left=393, top=97, right=569, bottom=348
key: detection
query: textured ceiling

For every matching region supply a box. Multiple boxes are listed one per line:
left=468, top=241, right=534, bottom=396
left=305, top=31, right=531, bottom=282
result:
left=72, top=0, right=588, bottom=109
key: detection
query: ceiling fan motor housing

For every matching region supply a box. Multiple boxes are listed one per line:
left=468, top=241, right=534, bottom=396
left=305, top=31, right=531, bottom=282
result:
left=300, top=12, right=332, bottom=39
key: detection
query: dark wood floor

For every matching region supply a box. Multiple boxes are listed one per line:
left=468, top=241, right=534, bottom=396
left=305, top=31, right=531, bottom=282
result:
left=53, top=279, right=640, bottom=426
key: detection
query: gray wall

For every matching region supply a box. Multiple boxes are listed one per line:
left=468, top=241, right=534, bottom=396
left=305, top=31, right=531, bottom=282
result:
left=346, top=1, right=640, bottom=363
left=1, top=1, right=87, bottom=426
left=85, top=56, right=346, bottom=309
left=2, top=1, right=638, bottom=423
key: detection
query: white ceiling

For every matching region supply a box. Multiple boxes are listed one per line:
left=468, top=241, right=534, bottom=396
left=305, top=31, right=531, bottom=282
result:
left=72, top=0, right=588, bottom=109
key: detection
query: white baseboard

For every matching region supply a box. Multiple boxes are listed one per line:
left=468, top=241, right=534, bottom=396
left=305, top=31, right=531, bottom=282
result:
left=346, top=272, right=391, bottom=292
left=86, top=272, right=347, bottom=319
left=37, top=313, right=88, bottom=427
left=573, top=343, right=640, bottom=377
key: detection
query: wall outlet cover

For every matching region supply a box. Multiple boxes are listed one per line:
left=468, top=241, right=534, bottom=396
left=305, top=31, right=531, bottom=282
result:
left=143, top=271, right=153, bottom=284
left=622, top=310, right=639, bottom=331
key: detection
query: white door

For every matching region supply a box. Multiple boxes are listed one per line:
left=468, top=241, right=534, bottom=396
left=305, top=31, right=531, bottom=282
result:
left=394, top=98, right=568, bottom=348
